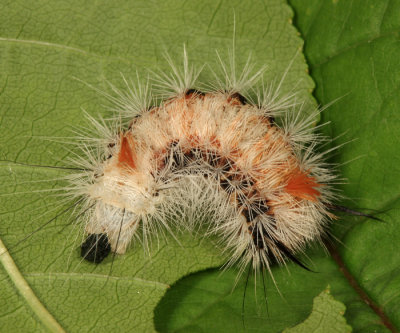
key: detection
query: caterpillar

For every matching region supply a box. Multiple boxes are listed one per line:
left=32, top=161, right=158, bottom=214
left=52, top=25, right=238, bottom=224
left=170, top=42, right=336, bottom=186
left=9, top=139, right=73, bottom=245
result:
left=68, top=49, right=339, bottom=279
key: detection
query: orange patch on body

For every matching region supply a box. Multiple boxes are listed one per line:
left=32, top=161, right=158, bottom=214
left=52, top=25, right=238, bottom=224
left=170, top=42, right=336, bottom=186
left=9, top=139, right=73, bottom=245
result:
left=118, top=134, right=136, bottom=170
left=285, top=169, right=322, bottom=202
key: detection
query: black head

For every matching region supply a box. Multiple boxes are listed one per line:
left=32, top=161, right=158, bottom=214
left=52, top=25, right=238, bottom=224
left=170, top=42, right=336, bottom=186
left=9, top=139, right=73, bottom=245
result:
left=81, top=233, right=111, bottom=264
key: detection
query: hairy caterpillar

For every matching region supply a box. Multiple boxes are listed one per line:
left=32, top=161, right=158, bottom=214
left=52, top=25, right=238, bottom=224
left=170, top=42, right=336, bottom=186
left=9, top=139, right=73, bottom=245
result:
left=60, top=49, right=340, bottom=278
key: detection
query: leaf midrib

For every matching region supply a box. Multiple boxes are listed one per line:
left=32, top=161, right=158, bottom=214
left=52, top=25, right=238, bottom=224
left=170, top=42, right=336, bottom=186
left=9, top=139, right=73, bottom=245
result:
left=0, top=37, right=131, bottom=64
left=328, top=242, right=397, bottom=332
left=25, top=272, right=170, bottom=289
left=0, top=238, right=66, bottom=333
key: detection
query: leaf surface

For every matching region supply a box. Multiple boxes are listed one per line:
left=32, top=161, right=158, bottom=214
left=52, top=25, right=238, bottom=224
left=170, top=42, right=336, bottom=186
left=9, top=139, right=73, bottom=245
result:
left=289, top=0, right=400, bottom=331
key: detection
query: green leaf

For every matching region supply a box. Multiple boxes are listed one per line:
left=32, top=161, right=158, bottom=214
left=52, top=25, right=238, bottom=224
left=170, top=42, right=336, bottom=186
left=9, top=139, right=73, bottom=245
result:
left=288, top=0, right=400, bottom=331
left=0, top=1, right=315, bottom=332
left=283, top=287, right=351, bottom=333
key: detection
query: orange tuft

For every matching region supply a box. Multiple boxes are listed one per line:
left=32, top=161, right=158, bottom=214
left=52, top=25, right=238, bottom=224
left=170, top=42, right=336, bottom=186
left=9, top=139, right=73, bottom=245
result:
left=285, top=169, right=322, bottom=202
left=118, top=134, right=136, bottom=169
